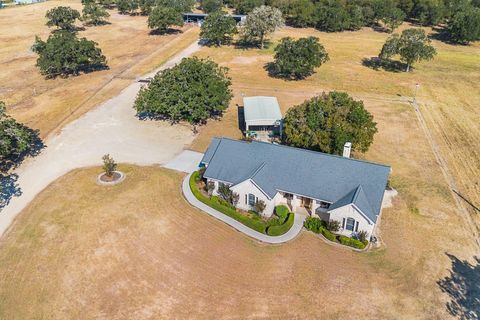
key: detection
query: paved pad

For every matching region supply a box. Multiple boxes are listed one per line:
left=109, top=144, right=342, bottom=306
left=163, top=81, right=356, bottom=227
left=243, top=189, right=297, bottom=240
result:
left=163, top=150, right=204, bottom=173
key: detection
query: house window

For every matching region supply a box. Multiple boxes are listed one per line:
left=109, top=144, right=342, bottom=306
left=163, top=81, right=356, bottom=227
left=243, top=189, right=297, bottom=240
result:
left=318, top=201, right=330, bottom=209
left=248, top=193, right=256, bottom=206
left=346, top=218, right=355, bottom=231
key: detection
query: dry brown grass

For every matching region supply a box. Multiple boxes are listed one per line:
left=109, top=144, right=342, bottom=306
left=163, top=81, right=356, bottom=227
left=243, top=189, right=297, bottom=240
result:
left=0, top=0, right=199, bottom=139
left=0, top=165, right=467, bottom=319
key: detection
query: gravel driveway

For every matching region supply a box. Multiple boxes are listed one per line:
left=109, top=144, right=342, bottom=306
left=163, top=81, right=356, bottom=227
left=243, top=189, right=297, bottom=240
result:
left=0, top=41, right=201, bottom=237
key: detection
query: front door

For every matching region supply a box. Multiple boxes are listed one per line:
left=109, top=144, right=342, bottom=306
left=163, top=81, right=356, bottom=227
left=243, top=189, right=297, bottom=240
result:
left=301, top=197, right=312, bottom=209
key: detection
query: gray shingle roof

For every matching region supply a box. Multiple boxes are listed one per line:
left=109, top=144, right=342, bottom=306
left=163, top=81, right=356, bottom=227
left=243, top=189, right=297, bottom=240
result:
left=201, top=138, right=390, bottom=223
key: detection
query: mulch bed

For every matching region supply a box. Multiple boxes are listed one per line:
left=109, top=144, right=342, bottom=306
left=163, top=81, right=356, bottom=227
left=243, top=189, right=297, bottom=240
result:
left=99, top=172, right=122, bottom=183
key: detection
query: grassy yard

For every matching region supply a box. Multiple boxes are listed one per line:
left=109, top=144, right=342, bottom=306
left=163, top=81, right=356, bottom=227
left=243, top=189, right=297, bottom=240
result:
left=0, top=166, right=467, bottom=319
left=0, top=0, right=199, bottom=139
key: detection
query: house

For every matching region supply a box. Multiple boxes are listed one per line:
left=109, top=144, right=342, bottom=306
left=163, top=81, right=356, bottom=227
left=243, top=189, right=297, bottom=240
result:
left=243, top=96, right=282, bottom=141
left=200, top=137, right=391, bottom=239
left=14, top=0, right=45, bottom=4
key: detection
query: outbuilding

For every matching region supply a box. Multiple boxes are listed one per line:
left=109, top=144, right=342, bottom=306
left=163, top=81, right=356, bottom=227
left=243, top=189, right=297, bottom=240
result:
left=243, top=96, right=283, bottom=141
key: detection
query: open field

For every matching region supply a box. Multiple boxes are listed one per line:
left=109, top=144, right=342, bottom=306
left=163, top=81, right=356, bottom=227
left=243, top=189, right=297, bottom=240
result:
left=192, top=24, right=480, bottom=240
left=0, top=0, right=199, bottom=139
left=0, top=165, right=475, bottom=319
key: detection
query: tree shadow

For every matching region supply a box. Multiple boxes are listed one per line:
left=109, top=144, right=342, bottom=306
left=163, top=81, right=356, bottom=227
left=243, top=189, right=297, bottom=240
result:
left=438, top=253, right=480, bottom=320
left=362, top=57, right=407, bottom=73
left=371, top=23, right=391, bottom=34
left=149, top=28, right=183, bottom=36
left=83, top=20, right=112, bottom=27
left=428, top=26, right=471, bottom=46
left=234, top=39, right=272, bottom=50
left=0, top=174, right=22, bottom=210
left=0, top=127, right=45, bottom=173
left=263, top=62, right=307, bottom=81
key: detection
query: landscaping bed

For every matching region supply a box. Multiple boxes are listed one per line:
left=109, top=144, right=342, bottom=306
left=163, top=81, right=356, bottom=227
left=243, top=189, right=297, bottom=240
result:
left=304, top=217, right=368, bottom=250
left=189, top=171, right=294, bottom=236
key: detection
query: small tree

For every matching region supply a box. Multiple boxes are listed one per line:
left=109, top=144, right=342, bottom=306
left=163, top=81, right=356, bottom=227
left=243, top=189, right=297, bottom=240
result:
left=231, top=192, right=240, bottom=206
left=218, top=183, right=232, bottom=202
left=134, top=57, right=232, bottom=125
left=327, top=220, right=340, bottom=232
left=148, top=6, right=184, bottom=33
left=82, top=3, right=110, bottom=26
left=283, top=91, right=378, bottom=155
left=382, top=6, right=405, bottom=33
left=46, top=6, right=81, bottom=31
left=254, top=199, right=266, bottom=214
left=357, top=230, right=368, bottom=242
left=32, top=31, right=107, bottom=78
left=102, top=154, right=117, bottom=177
left=202, top=0, right=223, bottom=13
left=379, top=28, right=436, bottom=72
left=207, top=181, right=215, bottom=195
left=200, top=11, right=237, bottom=46
left=270, top=36, right=329, bottom=80
left=240, top=5, right=284, bottom=49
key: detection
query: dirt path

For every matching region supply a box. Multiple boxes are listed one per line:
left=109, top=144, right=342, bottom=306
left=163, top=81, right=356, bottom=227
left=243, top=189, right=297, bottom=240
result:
left=0, top=41, right=202, bottom=237
left=413, top=101, right=480, bottom=250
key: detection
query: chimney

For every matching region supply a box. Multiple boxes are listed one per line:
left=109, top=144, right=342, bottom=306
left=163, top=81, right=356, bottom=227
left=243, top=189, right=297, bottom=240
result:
left=343, top=142, right=352, bottom=158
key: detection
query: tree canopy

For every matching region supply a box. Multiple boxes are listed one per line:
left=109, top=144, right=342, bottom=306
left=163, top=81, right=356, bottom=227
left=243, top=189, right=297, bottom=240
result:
left=147, top=6, right=184, bottom=33
left=82, top=3, right=110, bottom=26
left=32, top=31, right=107, bottom=78
left=379, top=28, right=437, bottom=72
left=446, top=5, right=480, bottom=44
left=283, top=92, right=378, bottom=155
left=200, top=11, right=237, bottom=46
left=0, top=101, right=43, bottom=173
left=134, top=57, right=233, bottom=125
left=201, top=0, right=223, bottom=13
left=233, top=0, right=264, bottom=14
left=240, top=5, right=284, bottom=49
left=45, top=6, right=81, bottom=31
left=270, top=36, right=329, bottom=79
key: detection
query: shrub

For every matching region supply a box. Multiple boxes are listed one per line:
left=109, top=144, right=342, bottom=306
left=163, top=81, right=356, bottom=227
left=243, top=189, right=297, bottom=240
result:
left=267, top=212, right=295, bottom=236
left=303, top=217, right=323, bottom=233
left=320, top=226, right=336, bottom=242
left=356, top=230, right=368, bottom=243
left=339, top=235, right=367, bottom=249
left=102, top=154, right=117, bottom=177
left=275, top=205, right=289, bottom=223
left=327, top=220, right=340, bottom=232
left=254, top=199, right=266, bottom=214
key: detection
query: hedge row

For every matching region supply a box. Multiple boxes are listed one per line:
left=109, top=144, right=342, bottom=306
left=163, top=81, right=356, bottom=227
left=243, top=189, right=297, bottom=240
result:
left=304, top=217, right=368, bottom=250
left=266, top=212, right=295, bottom=236
left=190, top=172, right=295, bottom=235
left=339, top=236, right=368, bottom=250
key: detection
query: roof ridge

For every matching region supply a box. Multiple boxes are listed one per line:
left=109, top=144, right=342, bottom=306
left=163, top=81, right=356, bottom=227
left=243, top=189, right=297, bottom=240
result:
left=215, top=137, right=390, bottom=169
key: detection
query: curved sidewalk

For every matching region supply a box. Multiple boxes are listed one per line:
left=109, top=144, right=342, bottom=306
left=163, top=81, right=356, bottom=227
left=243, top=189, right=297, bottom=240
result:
left=182, top=173, right=306, bottom=244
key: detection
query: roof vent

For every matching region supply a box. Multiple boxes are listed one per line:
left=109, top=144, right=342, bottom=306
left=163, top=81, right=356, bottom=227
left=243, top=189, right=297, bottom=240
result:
left=343, top=142, right=352, bottom=158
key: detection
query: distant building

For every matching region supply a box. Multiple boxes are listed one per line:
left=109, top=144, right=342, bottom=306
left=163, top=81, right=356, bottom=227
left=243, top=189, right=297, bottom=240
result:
left=15, top=0, right=45, bottom=4
left=183, top=12, right=246, bottom=25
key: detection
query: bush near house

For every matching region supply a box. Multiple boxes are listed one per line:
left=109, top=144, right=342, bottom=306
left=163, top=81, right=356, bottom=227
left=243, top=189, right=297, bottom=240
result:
left=275, top=205, right=289, bottom=223
left=189, top=171, right=295, bottom=236
left=304, top=216, right=368, bottom=249
left=339, top=235, right=368, bottom=250
left=266, top=212, right=294, bottom=236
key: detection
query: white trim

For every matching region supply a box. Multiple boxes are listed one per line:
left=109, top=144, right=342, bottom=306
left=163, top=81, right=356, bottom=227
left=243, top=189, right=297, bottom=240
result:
left=276, top=188, right=330, bottom=204
left=350, top=204, right=374, bottom=225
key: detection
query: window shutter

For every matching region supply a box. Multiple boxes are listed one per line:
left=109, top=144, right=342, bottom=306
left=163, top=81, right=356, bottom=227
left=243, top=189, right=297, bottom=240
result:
left=342, top=218, right=346, bottom=229
left=355, top=221, right=359, bottom=232
left=245, top=194, right=247, bottom=204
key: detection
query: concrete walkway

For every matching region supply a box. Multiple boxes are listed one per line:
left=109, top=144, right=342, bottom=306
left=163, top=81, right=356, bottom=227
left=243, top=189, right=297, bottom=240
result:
left=0, top=41, right=202, bottom=237
left=163, top=150, right=204, bottom=173
left=182, top=172, right=306, bottom=244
